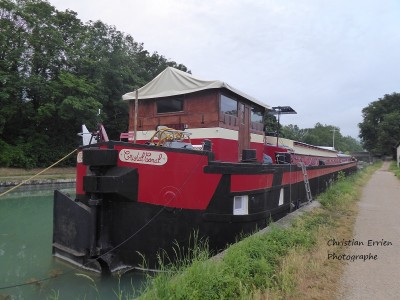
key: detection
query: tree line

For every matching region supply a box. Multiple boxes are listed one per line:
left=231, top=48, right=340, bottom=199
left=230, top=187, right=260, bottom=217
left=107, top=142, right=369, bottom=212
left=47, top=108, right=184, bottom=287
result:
left=275, top=91, right=400, bottom=157
left=1, top=0, right=397, bottom=168
left=0, top=0, right=188, bottom=168
left=279, top=123, right=363, bottom=153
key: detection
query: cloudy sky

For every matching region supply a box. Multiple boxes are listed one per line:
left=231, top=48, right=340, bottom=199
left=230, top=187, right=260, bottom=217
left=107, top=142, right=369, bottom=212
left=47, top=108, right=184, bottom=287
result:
left=49, top=0, right=400, bottom=139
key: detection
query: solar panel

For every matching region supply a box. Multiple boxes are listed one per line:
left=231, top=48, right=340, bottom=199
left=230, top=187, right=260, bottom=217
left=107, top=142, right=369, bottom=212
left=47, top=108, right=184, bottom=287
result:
left=270, top=106, right=297, bottom=115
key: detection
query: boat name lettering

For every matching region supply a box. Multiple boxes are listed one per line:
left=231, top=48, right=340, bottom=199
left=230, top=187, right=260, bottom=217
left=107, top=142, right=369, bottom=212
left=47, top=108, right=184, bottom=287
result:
left=119, top=149, right=168, bottom=165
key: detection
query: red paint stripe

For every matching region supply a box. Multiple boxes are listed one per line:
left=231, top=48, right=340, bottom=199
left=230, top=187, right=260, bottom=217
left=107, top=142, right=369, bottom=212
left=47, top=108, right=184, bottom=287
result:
left=231, top=174, right=274, bottom=192
left=282, top=163, right=357, bottom=185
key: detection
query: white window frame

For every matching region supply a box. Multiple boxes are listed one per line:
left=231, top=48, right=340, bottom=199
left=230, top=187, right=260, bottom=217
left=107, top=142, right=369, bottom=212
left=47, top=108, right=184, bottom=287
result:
left=233, top=195, right=249, bottom=215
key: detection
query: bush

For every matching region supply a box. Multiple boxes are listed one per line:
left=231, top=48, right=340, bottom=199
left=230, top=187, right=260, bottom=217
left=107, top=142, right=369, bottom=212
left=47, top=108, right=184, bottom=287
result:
left=0, top=138, right=76, bottom=169
left=389, top=161, right=400, bottom=178
left=0, top=140, right=36, bottom=168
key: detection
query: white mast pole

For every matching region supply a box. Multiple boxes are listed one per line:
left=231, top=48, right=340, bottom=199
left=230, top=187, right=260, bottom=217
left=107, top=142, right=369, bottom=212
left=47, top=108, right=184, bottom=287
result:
left=331, top=127, right=337, bottom=149
left=134, top=89, right=138, bottom=143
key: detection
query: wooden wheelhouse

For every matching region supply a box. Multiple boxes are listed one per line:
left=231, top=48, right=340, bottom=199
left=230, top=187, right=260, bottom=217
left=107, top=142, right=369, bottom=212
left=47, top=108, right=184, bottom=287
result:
left=123, top=67, right=269, bottom=162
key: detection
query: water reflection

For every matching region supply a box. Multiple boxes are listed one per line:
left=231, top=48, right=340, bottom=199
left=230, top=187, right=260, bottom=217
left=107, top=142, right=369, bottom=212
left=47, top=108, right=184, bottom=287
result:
left=0, top=186, right=146, bottom=299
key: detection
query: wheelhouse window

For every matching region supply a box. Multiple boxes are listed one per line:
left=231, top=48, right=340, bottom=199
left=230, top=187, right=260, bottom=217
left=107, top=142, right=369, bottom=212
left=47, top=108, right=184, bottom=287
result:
left=220, top=95, right=238, bottom=116
left=156, top=96, right=184, bottom=114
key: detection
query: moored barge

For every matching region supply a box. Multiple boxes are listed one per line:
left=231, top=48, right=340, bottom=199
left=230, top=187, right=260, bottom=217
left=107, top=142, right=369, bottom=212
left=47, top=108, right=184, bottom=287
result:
left=52, top=67, right=357, bottom=273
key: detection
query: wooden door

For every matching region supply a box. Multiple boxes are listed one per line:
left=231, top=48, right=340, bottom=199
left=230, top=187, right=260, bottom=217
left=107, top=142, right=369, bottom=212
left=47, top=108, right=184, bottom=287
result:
left=238, top=103, right=250, bottom=160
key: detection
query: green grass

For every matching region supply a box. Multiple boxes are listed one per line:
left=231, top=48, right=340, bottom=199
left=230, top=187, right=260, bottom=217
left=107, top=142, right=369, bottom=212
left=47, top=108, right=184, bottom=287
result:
left=137, top=211, right=338, bottom=299
left=138, top=223, right=320, bottom=300
left=389, top=161, right=400, bottom=178
left=0, top=167, right=76, bottom=183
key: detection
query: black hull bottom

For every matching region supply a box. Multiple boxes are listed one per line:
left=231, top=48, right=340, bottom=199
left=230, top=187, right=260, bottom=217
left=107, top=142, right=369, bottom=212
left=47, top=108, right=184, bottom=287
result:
left=53, top=190, right=290, bottom=273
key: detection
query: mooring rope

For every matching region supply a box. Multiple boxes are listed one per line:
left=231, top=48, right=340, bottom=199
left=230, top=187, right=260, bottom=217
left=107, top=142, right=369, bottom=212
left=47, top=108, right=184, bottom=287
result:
left=0, top=148, right=77, bottom=198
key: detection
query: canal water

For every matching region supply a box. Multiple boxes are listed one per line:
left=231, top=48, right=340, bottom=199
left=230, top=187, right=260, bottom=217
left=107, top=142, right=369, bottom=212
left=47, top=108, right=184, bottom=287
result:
left=0, top=185, right=146, bottom=300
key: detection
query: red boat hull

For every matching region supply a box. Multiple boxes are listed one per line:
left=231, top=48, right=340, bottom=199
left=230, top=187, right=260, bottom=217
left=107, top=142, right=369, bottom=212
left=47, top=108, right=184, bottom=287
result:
left=53, top=141, right=357, bottom=273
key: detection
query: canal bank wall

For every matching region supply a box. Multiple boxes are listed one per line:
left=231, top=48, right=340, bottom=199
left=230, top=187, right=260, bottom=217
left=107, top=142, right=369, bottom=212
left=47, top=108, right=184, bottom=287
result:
left=0, top=179, right=76, bottom=193
left=0, top=178, right=75, bottom=187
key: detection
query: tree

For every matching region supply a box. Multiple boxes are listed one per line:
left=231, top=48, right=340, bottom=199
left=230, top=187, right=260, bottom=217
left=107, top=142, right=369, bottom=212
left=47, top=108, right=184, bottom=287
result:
left=281, top=123, right=363, bottom=153
left=264, top=113, right=277, bottom=135
left=359, top=93, right=400, bottom=156
left=0, top=0, right=29, bottom=137
left=0, top=0, right=189, bottom=167
left=281, top=124, right=308, bottom=142
left=302, top=123, right=336, bottom=147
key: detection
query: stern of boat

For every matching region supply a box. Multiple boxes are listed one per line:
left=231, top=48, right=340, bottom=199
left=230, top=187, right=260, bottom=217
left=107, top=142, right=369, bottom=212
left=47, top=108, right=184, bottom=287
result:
left=52, top=147, right=139, bottom=273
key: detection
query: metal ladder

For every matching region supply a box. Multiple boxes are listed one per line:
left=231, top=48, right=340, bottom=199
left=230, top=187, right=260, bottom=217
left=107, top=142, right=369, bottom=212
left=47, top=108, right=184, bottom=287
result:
left=299, top=162, right=313, bottom=202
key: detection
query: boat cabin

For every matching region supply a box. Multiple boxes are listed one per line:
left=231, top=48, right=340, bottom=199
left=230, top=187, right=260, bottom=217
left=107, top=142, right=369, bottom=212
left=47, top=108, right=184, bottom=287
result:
left=121, top=68, right=350, bottom=166
left=122, top=67, right=269, bottom=162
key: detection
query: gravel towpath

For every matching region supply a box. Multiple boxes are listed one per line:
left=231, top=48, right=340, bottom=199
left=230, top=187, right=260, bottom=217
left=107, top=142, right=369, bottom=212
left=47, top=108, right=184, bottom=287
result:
left=337, top=161, right=400, bottom=299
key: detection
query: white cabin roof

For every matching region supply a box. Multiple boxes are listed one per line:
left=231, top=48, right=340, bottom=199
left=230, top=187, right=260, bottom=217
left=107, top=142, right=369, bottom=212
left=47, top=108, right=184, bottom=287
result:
left=122, top=67, right=271, bottom=109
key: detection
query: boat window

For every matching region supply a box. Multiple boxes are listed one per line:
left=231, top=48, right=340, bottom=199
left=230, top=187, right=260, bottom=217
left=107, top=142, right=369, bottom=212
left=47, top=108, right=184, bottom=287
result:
left=251, top=106, right=263, bottom=123
left=233, top=195, right=248, bottom=215
left=156, top=96, right=184, bottom=114
left=220, top=95, right=237, bottom=116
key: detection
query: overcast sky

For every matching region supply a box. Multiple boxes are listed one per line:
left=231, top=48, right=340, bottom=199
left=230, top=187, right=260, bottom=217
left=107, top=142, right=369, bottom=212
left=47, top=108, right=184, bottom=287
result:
left=49, top=0, right=400, bottom=139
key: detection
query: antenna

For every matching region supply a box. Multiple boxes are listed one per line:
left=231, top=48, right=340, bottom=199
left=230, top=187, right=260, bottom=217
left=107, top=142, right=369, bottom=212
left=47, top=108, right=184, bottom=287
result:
left=330, top=127, right=339, bottom=149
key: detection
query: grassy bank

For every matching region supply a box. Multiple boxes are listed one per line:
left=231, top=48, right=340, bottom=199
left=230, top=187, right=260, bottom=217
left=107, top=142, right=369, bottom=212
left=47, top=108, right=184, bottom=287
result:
left=0, top=167, right=76, bottom=183
left=389, top=161, right=400, bottom=178
left=133, top=163, right=381, bottom=300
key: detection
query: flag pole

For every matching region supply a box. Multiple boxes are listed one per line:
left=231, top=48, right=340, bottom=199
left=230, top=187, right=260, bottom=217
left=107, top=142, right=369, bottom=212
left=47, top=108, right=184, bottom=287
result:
left=134, top=89, right=138, bottom=143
